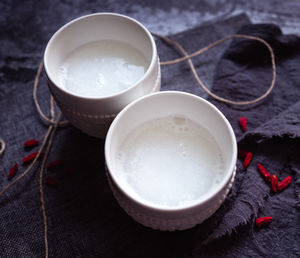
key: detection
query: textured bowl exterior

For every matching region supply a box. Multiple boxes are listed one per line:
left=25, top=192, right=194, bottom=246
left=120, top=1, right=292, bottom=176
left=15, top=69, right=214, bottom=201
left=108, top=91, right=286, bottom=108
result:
left=44, top=13, right=161, bottom=139
left=48, top=64, right=161, bottom=138
left=106, top=166, right=236, bottom=231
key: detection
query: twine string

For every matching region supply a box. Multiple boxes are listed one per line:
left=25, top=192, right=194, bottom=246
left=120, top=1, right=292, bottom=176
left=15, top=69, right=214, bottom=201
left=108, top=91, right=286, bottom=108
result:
left=33, top=60, right=68, bottom=126
left=153, top=33, right=276, bottom=105
left=50, top=95, right=55, bottom=120
left=0, top=139, right=5, bottom=156
left=36, top=75, right=62, bottom=258
left=39, top=112, right=62, bottom=258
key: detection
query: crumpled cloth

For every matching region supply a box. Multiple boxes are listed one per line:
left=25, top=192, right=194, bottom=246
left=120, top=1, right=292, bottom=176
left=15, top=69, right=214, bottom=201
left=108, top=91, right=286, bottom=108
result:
left=1, top=11, right=299, bottom=257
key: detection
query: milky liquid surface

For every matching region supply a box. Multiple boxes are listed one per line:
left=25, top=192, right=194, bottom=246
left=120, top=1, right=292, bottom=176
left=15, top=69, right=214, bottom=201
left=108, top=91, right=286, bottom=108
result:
left=58, top=40, right=148, bottom=97
left=116, top=116, right=225, bottom=208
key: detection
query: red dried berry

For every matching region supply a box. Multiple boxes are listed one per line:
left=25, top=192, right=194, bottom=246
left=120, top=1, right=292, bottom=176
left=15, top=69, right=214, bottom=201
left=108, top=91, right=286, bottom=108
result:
left=277, top=176, right=292, bottom=191
left=238, top=149, right=249, bottom=159
left=23, top=152, right=39, bottom=164
left=239, top=117, right=247, bottom=132
left=24, top=139, right=39, bottom=148
left=271, top=175, right=278, bottom=192
left=243, top=152, right=253, bottom=170
left=47, top=160, right=63, bottom=170
left=45, top=177, right=57, bottom=187
left=256, top=216, right=272, bottom=228
left=257, top=163, right=271, bottom=182
left=8, top=163, right=18, bottom=180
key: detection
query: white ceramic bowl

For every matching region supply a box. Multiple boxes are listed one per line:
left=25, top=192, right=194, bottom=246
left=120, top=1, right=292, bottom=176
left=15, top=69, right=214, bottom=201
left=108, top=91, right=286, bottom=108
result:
left=44, top=13, right=160, bottom=138
left=105, top=91, right=237, bottom=231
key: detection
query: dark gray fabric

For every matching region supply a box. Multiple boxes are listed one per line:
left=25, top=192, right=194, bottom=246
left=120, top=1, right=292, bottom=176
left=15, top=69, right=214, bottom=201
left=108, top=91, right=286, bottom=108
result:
left=195, top=24, right=300, bottom=257
left=1, top=5, right=300, bottom=258
left=156, top=18, right=300, bottom=257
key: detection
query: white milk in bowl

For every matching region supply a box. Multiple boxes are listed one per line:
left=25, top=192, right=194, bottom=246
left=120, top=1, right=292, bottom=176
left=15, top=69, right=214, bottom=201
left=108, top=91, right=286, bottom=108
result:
left=116, top=115, right=225, bottom=208
left=58, top=40, right=148, bottom=97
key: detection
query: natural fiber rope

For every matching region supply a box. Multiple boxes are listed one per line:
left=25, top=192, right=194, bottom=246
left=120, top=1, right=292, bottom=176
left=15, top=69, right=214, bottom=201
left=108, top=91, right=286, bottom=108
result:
left=33, top=60, right=68, bottom=126
left=50, top=95, right=55, bottom=120
left=40, top=112, right=62, bottom=258
left=0, top=139, right=5, bottom=156
left=153, top=33, right=276, bottom=105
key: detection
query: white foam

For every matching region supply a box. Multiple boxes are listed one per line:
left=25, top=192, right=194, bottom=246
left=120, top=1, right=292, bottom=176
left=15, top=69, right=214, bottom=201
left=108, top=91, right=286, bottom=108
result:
left=116, top=115, right=225, bottom=208
left=58, top=40, right=148, bottom=97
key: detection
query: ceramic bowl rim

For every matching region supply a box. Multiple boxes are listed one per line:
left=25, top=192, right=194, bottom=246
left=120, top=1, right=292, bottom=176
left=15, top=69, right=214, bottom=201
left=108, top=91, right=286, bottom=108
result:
left=105, top=91, right=237, bottom=213
left=44, top=12, right=157, bottom=101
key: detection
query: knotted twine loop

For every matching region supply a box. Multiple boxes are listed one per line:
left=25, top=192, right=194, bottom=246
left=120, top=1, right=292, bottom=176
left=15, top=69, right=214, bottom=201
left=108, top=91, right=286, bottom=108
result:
left=153, top=33, right=276, bottom=105
left=0, top=32, right=277, bottom=258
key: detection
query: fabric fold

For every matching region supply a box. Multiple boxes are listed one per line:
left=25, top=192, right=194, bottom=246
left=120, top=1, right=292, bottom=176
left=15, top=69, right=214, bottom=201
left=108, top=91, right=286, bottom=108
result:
left=195, top=23, right=300, bottom=255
